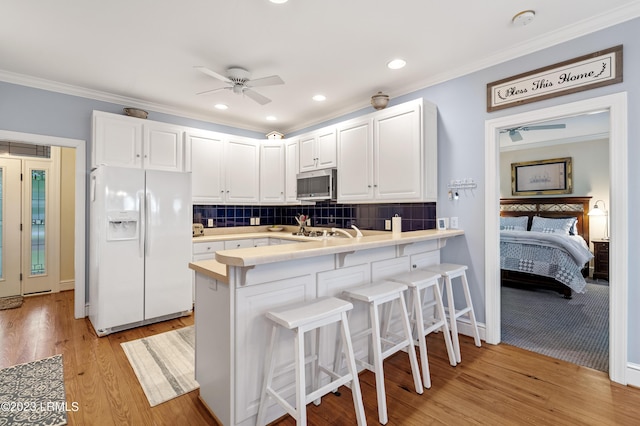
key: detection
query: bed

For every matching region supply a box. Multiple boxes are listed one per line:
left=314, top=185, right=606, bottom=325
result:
left=500, top=197, right=594, bottom=299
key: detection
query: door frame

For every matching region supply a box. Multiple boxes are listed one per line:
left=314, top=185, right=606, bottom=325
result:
left=484, top=92, right=628, bottom=384
left=0, top=130, right=86, bottom=319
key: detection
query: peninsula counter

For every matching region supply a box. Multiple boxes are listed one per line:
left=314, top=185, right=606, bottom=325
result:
left=189, top=229, right=463, bottom=425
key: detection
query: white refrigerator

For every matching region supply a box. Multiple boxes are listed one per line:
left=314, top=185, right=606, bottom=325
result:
left=89, top=166, right=192, bottom=336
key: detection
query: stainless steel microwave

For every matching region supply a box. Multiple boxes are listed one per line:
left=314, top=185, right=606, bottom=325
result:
left=296, top=169, right=337, bottom=201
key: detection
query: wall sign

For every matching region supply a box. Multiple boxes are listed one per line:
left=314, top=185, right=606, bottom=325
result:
left=487, top=45, right=622, bottom=112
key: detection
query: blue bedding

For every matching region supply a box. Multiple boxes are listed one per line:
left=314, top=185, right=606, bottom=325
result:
left=500, top=230, right=594, bottom=293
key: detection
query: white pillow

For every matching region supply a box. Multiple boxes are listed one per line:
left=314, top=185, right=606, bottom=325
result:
left=500, top=216, right=528, bottom=231
left=530, top=216, right=577, bottom=235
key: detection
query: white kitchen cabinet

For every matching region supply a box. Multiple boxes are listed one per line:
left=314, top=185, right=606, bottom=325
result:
left=185, top=130, right=226, bottom=204
left=337, top=98, right=436, bottom=203
left=143, top=121, right=184, bottom=172
left=92, top=111, right=143, bottom=169
left=192, top=240, right=225, bottom=303
left=92, top=111, right=184, bottom=171
left=253, top=238, right=270, bottom=247
left=298, top=126, right=337, bottom=172
left=234, top=275, right=316, bottom=423
left=224, top=239, right=254, bottom=250
left=259, top=142, right=286, bottom=203
left=285, top=139, right=299, bottom=203
left=336, top=117, right=374, bottom=201
left=225, top=138, right=260, bottom=204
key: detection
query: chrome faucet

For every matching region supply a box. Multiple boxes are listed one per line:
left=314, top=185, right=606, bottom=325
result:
left=331, top=227, right=354, bottom=238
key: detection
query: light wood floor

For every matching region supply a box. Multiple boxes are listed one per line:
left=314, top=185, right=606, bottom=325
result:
left=2, top=290, right=639, bottom=425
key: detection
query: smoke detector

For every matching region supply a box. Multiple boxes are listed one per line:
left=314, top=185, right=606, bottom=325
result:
left=512, top=10, right=535, bottom=26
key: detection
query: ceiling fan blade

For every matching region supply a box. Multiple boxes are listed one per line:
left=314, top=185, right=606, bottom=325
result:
left=247, top=75, right=284, bottom=88
left=522, top=124, right=566, bottom=131
left=509, top=129, right=523, bottom=142
left=244, top=88, right=271, bottom=105
left=194, top=66, right=231, bottom=83
left=196, top=86, right=231, bottom=96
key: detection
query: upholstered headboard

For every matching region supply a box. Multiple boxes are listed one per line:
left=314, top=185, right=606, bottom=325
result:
left=500, top=196, right=591, bottom=245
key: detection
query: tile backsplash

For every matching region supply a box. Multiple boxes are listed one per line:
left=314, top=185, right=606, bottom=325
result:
left=193, top=201, right=436, bottom=231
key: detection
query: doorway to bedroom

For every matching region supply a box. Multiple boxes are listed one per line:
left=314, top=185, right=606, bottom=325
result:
left=484, top=92, right=629, bottom=384
left=497, top=111, right=610, bottom=372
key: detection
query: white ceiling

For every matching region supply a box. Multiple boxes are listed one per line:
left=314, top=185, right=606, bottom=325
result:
left=1, top=1, right=639, bottom=135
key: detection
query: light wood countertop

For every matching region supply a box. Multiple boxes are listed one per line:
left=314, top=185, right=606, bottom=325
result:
left=215, top=229, right=464, bottom=267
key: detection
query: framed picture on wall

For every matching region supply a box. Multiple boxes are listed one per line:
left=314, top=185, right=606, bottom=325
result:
left=511, top=157, right=573, bottom=196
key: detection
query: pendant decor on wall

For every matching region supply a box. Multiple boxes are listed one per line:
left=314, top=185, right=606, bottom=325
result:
left=486, top=45, right=622, bottom=112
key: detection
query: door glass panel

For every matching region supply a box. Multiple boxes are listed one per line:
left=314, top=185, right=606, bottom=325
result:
left=0, top=168, right=3, bottom=279
left=31, top=169, right=46, bottom=276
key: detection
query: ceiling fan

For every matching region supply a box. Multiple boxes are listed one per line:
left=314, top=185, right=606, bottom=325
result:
left=501, top=123, right=566, bottom=142
left=195, top=66, right=284, bottom=105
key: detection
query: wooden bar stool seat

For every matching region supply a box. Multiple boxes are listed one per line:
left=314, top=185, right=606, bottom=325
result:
left=256, top=297, right=366, bottom=426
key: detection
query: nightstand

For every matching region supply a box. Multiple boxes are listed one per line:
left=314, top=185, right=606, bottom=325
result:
left=592, top=240, right=609, bottom=281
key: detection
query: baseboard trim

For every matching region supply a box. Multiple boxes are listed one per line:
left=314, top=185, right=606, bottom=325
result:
left=626, top=362, right=640, bottom=388
left=59, top=279, right=75, bottom=292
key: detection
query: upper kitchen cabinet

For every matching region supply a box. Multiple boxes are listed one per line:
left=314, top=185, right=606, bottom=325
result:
left=260, top=142, right=286, bottom=203
left=92, top=111, right=143, bottom=169
left=142, top=121, right=184, bottom=172
left=185, top=131, right=259, bottom=204
left=285, top=139, right=299, bottom=203
left=337, top=98, right=437, bottom=203
left=298, top=126, right=337, bottom=172
left=92, top=111, right=184, bottom=172
left=225, top=138, right=260, bottom=204
left=336, top=117, right=374, bottom=201
left=185, top=129, right=226, bottom=204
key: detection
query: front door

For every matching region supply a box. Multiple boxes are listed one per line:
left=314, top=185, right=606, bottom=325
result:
left=0, top=153, right=59, bottom=297
left=0, top=157, right=22, bottom=297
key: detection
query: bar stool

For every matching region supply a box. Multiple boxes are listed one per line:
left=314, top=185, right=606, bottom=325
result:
left=425, top=263, right=481, bottom=363
left=388, top=269, right=457, bottom=389
left=338, top=280, right=423, bottom=425
left=256, top=297, right=366, bottom=426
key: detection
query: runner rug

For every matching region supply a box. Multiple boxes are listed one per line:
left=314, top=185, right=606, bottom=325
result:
left=121, top=326, right=198, bottom=407
left=0, top=354, right=68, bottom=425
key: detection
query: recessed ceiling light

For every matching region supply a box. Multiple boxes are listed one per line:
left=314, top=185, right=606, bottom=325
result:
left=269, top=0, right=288, bottom=4
left=312, top=94, right=326, bottom=102
left=214, top=104, right=228, bottom=110
left=512, top=10, right=535, bottom=26
left=387, top=59, right=406, bottom=70
left=266, top=115, right=277, bottom=121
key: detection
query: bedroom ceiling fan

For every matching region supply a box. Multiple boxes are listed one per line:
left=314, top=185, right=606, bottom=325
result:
left=194, top=66, right=284, bottom=105
left=502, top=124, right=566, bottom=142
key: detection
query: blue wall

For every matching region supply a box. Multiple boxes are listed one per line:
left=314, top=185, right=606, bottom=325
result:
left=1, top=18, right=638, bottom=365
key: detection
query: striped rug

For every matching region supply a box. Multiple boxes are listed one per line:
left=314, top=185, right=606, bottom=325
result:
left=501, top=282, right=609, bottom=372
left=121, top=326, right=198, bottom=406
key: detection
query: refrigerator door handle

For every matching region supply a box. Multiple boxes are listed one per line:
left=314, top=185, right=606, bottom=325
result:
left=145, top=192, right=151, bottom=256
left=139, top=192, right=145, bottom=258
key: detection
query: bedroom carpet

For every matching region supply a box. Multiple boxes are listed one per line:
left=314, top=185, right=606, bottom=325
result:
left=501, top=282, right=609, bottom=372
left=121, top=326, right=198, bottom=407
